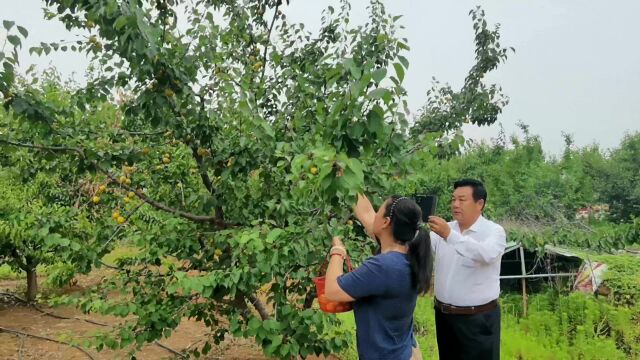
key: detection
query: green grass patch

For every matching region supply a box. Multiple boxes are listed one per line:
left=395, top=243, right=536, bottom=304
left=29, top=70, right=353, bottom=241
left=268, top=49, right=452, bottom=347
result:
left=335, top=291, right=639, bottom=360
left=0, top=264, right=22, bottom=280
left=0, top=263, right=58, bottom=281
left=101, top=245, right=141, bottom=266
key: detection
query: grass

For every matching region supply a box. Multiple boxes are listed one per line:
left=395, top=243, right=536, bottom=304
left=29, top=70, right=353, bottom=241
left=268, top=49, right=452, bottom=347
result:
left=101, top=245, right=141, bottom=266
left=0, top=264, right=22, bottom=280
left=4, top=245, right=637, bottom=359
left=335, top=291, right=639, bottom=360
left=0, top=263, right=55, bottom=280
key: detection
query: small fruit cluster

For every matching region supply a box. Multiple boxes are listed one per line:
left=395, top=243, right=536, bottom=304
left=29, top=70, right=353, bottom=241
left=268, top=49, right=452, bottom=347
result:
left=91, top=184, right=108, bottom=204
left=112, top=209, right=126, bottom=225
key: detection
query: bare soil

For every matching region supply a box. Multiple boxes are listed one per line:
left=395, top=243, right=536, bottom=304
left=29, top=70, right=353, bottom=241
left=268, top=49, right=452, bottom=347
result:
left=0, top=271, right=338, bottom=360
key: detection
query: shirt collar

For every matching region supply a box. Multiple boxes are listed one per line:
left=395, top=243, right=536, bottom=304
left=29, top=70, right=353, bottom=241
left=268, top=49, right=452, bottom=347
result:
left=466, top=215, right=485, bottom=232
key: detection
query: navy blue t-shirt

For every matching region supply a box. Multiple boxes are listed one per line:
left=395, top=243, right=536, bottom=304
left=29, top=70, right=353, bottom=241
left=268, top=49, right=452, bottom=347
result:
left=337, top=251, right=417, bottom=360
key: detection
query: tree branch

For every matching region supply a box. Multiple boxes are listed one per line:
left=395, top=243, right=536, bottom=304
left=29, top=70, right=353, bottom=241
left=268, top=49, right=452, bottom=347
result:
left=190, top=146, right=214, bottom=195
left=247, top=293, right=270, bottom=320
left=154, top=341, right=188, bottom=359
left=0, top=139, right=82, bottom=154
left=121, top=129, right=167, bottom=136
left=0, top=326, right=96, bottom=360
left=303, top=287, right=316, bottom=309
left=15, top=302, right=188, bottom=359
left=0, top=138, right=233, bottom=227
left=96, top=163, right=230, bottom=226
left=259, top=3, right=280, bottom=84
left=0, top=292, right=27, bottom=304
left=10, top=249, right=28, bottom=272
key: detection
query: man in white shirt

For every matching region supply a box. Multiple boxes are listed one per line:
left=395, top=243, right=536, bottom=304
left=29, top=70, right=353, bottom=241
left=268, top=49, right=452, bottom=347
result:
left=427, top=178, right=506, bottom=360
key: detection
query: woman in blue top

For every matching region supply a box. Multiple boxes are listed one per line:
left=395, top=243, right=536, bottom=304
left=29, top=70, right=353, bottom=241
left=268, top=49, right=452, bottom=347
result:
left=325, top=194, right=432, bottom=360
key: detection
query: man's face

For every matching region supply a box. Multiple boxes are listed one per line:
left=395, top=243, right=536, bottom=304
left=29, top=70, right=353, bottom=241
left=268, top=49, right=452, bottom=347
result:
left=451, top=186, right=484, bottom=224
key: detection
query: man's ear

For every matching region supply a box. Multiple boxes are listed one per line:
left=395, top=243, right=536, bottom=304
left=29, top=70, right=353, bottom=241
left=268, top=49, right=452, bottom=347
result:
left=478, top=199, right=486, bottom=210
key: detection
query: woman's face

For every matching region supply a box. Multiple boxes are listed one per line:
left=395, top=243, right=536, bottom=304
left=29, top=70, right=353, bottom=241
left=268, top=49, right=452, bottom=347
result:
left=372, top=198, right=392, bottom=237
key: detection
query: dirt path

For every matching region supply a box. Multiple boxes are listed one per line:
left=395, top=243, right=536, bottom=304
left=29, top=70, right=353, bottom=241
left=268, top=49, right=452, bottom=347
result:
left=0, top=274, right=338, bottom=360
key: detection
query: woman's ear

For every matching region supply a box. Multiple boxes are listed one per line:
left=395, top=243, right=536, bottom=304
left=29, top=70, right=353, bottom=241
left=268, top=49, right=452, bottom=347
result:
left=381, top=216, right=392, bottom=229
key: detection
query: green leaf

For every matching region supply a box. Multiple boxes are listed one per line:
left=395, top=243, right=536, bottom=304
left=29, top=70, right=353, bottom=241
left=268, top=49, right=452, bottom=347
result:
left=202, top=341, right=212, bottom=354
left=3, top=20, right=15, bottom=31
left=367, top=88, right=390, bottom=100
left=248, top=317, right=261, bottom=330
left=366, top=108, right=384, bottom=136
left=45, top=234, right=70, bottom=247
left=279, top=343, right=291, bottom=357
left=17, top=26, right=28, bottom=38
left=263, top=319, right=280, bottom=331
left=347, top=158, right=365, bottom=184
left=7, top=35, right=21, bottom=48
left=372, top=68, right=387, bottom=83
left=397, top=41, right=410, bottom=51
left=114, top=16, right=128, bottom=30
left=398, top=55, right=410, bottom=69
left=265, top=334, right=283, bottom=355
left=266, top=229, right=284, bottom=244
left=344, top=58, right=361, bottom=79
left=29, top=47, right=43, bottom=56
left=393, top=62, right=405, bottom=82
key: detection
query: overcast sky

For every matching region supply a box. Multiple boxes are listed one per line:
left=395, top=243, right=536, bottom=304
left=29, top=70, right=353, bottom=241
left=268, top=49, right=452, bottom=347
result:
left=2, top=1, right=639, bottom=155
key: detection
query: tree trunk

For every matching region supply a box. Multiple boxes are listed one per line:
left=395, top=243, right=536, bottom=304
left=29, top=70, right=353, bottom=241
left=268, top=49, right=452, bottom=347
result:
left=26, top=267, right=38, bottom=302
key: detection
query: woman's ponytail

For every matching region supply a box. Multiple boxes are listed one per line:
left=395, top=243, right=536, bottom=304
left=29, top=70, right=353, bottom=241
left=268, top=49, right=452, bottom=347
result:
left=407, top=228, right=432, bottom=295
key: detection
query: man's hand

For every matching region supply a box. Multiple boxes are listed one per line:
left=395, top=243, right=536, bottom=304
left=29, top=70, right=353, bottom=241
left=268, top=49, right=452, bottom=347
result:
left=428, top=216, right=451, bottom=240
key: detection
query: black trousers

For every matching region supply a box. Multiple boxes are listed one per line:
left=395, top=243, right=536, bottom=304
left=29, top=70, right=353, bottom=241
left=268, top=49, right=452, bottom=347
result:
left=434, top=305, right=500, bottom=360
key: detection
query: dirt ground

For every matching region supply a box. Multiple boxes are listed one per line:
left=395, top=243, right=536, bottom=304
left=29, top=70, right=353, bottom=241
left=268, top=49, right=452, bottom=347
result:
left=0, top=271, right=338, bottom=360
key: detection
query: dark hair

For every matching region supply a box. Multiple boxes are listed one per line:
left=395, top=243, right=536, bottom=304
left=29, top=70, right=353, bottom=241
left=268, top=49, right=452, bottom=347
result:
left=453, top=178, right=487, bottom=208
left=384, top=196, right=433, bottom=295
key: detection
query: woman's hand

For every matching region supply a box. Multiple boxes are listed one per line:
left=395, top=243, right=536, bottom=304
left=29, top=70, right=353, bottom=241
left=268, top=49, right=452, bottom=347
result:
left=353, top=194, right=375, bottom=238
left=331, top=236, right=347, bottom=257
left=332, top=236, right=345, bottom=248
left=325, top=235, right=355, bottom=302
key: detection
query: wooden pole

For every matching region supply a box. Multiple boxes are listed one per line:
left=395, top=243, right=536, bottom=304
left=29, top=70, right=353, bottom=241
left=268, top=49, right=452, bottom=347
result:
left=519, top=245, right=528, bottom=317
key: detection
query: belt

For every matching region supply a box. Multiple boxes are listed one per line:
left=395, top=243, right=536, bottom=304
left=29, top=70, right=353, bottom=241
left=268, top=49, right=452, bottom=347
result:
left=434, top=298, right=498, bottom=315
